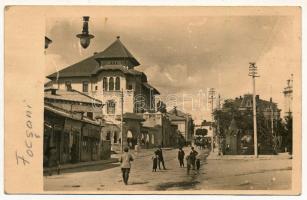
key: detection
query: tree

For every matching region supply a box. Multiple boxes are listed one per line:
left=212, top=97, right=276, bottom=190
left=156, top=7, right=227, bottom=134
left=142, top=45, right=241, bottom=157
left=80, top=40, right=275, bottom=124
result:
left=213, top=98, right=281, bottom=155
left=284, top=114, right=293, bottom=154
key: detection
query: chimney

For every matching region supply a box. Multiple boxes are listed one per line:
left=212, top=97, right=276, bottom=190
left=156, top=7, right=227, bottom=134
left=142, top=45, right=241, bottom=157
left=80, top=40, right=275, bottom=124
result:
left=256, top=95, right=259, bottom=101
left=270, top=97, right=272, bottom=103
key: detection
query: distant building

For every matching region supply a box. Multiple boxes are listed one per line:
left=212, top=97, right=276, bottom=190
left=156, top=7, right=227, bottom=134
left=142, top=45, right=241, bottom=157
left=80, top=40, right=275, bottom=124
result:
left=141, top=112, right=179, bottom=148
left=194, top=121, right=214, bottom=149
left=283, top=74, right=293, bottom=117
left=238, top=94, right=281, bottom=122
left=167, top=107, right=194, bottom=144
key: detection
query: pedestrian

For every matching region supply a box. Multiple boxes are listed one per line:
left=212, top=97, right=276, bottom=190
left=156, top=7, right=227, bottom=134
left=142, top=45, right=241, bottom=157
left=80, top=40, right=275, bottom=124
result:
left=178, top=147, right=185, bottom=167
left=152, top=151, right=158, bottom=172
left=156, top=145, right=166, bottom=170
left=196, top=157, right=200, bottom=170
left=189, top=146, right=198, bottom=170
left=119, top=146, right=134, bottom=185
left=186, top=155, right=191, bottom=174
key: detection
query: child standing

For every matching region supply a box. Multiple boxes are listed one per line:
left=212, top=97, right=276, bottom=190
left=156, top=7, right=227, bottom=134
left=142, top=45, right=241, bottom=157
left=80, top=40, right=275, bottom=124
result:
left=152, top=151, right=158, bottom=172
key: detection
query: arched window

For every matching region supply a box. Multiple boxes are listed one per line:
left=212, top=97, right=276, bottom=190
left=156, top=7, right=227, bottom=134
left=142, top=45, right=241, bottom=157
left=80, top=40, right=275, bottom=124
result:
left=109, top=77, right=114, bottom=91
left=115, top=77, right=120, bottom=90
left=103, top=77, right=108, bottom=91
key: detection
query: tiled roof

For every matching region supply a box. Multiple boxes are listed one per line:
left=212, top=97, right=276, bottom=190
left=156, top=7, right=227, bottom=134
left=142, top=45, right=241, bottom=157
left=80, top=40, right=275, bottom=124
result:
left=44, top=89, right=102, bottom=105
left=142, top=82, right=160, bottom=95
left=166, top=113, right=186, bottom=121
left=47, top=56, right=98, bottom=78
left=44, top=103, right=102, bottom=126
left=94, top=37, right=140, bottom=66
left=239, top=94, right=279, bottom=111
left=91, top=65, right=145, bottom=76
left=168, top=108, right=191, bottom=118
left=47, top=37, right=140, bottom=79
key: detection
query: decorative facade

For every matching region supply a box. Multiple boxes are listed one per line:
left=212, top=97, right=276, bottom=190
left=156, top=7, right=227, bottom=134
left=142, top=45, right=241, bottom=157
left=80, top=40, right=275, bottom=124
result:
left=46, top=36, right=163, bottom=150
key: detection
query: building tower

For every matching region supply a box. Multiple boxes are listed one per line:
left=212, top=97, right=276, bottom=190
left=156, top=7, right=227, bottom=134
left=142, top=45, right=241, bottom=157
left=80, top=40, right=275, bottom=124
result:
left=283, top=74, right=293, bottom=117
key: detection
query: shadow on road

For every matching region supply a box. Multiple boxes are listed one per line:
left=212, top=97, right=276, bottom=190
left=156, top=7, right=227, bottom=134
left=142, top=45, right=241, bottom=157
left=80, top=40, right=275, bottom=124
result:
left=155, top=180, right=200, bottom=191
left=130, top=181, right=149, bottom=185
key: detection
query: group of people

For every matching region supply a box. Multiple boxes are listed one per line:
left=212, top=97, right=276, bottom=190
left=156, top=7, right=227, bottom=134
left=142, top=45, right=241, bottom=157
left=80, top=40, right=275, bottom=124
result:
left=119, top=145, right=201, bottom=185
left=152, top=146, right=166, bottom=171
left=178, top=147, right=200, bottom=174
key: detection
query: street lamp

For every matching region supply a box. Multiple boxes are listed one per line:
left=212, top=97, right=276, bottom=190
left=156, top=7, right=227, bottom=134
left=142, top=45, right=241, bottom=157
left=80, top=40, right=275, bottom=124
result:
left=76, top=16, right=95, bottom=49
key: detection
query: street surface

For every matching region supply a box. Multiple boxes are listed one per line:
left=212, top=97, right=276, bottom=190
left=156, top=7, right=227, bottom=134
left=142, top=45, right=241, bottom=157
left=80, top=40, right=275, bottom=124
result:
left=44, top=147, right=292, bottom=191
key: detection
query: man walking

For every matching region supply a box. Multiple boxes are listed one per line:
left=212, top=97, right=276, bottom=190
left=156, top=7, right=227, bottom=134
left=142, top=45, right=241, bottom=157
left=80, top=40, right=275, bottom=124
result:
left=156, top=145, right=166, bottom=170
left=178, top=147, right=185, bottom=167
left=189, top=146, right=198, bottom=170
left=119, top=147, right=134, bottom=185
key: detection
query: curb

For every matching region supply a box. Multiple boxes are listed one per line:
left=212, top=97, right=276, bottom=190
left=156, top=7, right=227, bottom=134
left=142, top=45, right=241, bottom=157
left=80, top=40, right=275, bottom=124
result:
left=43, top=158, right=118, bottom=173
left=207, top=155, right=292, bottom=160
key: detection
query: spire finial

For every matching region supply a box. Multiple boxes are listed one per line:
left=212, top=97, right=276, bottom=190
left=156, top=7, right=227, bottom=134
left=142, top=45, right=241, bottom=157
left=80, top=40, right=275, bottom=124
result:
left=117, top=36, right=120, bottom=39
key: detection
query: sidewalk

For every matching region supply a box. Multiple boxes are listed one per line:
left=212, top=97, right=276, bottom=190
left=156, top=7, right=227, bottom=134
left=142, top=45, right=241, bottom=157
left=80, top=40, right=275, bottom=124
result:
left=43, top=158, right=118, bottom=174
left=207, top=150, right=292, bottom=160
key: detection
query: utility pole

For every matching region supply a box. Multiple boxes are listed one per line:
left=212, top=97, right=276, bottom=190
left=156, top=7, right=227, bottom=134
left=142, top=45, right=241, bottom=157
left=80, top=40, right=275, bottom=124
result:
left=248, top=62, right=260, bottom=158
left=217, top=94, right=221, bottom=155
left=208, top=88, right=216, bottom=152
left=120, top=89, right=124, bottom=153
left=208, top=88, right=216, bottom=122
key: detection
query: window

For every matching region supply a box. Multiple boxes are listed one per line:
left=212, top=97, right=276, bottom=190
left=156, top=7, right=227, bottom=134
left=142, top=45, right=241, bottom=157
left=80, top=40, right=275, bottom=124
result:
left=87, top=112, right=93, bottom=119
left=106, top=131, right=111, bottom=141
left=95, top=85, right=98, bottom=90
left=107, top=100, right=116, bottom=114
left=103, top=77, right=108, bottom=91
left=127, top=84, right=133, bottom=90
left=82, top=81, right=89, bottom=93
left=109, top=77, right=114, bottom=91
left=65, top=81, right=72, bottom=91
left=113, top=132, right=118, bottom=143
left=115, top=77, right=120, bottom=90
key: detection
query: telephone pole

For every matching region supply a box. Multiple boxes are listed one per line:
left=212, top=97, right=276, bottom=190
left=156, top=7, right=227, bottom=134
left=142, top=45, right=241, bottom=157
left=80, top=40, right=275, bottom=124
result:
left=208, top=88, right=216, bottom=152
left=120, top=89, right=124, bottom=153
left=208, top=88, right=216, bottom=122
left=248, top=62, right=260, bottom=158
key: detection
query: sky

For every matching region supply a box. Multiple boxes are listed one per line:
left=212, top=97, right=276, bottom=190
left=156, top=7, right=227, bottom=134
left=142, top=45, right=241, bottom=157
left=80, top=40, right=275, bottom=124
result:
left=45, top=8, right=300, bottom=124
